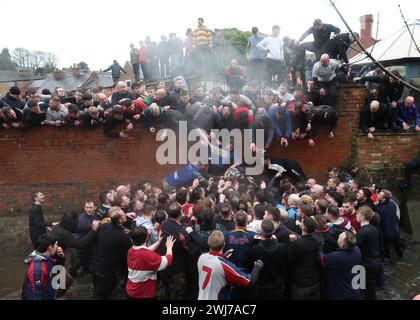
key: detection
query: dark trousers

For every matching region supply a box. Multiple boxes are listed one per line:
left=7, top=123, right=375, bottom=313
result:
left=132, top=63, right=140, bottom=82
left=266, top=58, right=286, bottom=87
left=255, top=287, right=285, bottom=300
left=319, top=78, right=338, bottom=107
left=69, top=249, right=92, bottom=277
left=248, top=59, right=265, bottom=81
left=404, top=156, right=420, bottom=186
left=362, top=261, right=383, bottom=300
left=291, top=282, right=321, bottom=300
left=91, top=270, right=116, bottom=300
left=140, top=63, right=148, bottom=80
left=159, top=57, right=169, bottom=79
left=157, top=272, right=186, bottom=300
left=112, top=77, right=119, bottom=86
left=383, top=236, right=403, bottom=258
left=192, top=46, right=211, bottom=75
left=300, top=42, right=322, bottom=60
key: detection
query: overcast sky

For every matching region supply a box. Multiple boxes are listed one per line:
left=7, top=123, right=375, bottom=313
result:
left=1, top=0, right=419, bottom=70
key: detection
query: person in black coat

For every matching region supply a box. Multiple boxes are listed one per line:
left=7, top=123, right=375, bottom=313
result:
left=356, top=72, right=405, bottom=108
left=251, top=110, right=275, bottom=151
left=89, top=207, right=132, bottom=300
left=23, top=100, right=46, bottom=127
left=288, top=217, right=321, bottom=300
left=103, top=106, right=133, bottom=138
left=28, top=191, right=50, bottom=249
left=299, top=19, right=341, bottom=60
left=243, top=220, right=288, bottom=300
left=0, top=86, right=25, bottom=110
left=360, top=100, right=390, bottom=138
left=376, top=190, right=403, bottom=259
left=356, top=206, right=383, bottom=300
left=110, top=82, right=136, bottom=106
left=51, top=212, right=98, bottom=252
left=320, top=33, right=359, bottom=64
left=104, top=61, right=127, bottom=85
left=159, top=202, right=196, bottom=300
left=264, top=154, right=307, bottom=183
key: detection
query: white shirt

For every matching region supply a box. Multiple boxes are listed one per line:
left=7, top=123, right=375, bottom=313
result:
left=256, top=36, right=284, bottom=61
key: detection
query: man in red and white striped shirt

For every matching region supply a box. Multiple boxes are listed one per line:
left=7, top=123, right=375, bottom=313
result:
left=126, top=226, right=175, bottom=299
left=197, top=230, right=264, bottom=300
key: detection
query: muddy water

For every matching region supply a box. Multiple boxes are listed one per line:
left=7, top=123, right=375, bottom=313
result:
left=1, top=241, right=419, bottom=300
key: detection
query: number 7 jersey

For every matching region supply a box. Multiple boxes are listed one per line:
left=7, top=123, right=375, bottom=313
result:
left=197, top=252, right=251, bottom=300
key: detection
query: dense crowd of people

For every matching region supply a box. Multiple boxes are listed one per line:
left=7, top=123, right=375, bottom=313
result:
left=2, top=17, right=418, bottom=301
left=23, top=160, right=407, bottom=300
left=1, top=21, right=419, bottom=144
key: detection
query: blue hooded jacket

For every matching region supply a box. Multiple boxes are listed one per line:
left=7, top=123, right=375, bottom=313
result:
left=396, top=101, right=420, bottom=127
left=268, top=105, right=292, bottom=139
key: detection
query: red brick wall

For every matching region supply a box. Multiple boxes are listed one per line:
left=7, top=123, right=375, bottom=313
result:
left=358, top=134, right=420, bottom=167
left=0, top=86, right=418, bottom=216
left=0, top=126, right=180, bottom=216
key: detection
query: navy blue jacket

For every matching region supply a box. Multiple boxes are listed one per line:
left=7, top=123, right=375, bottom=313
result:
left=223, top=229, right=256, bottom=269
left=320, top=246, right=362, bottom=300
left=376, top=201, right=400, bottom=239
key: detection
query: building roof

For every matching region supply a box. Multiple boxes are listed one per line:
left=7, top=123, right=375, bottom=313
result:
left=0, top=70, right=42, bottom=83
left=82, top=72, right=114, bottom=89
left=27, top=70, right=114, bottom=92
left=350, top=20, right=420, bottom=65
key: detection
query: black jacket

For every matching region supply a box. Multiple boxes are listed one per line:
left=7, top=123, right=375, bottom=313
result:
left=252, top=112, right=275, bottom=150
left=103, top=114, right=130, bottom=138
left=299, top=24, right=341, bottom=49
left=304, top=90, right=321, bottom=106
left=52, top=223, right=97, bottom=251
left=288, top=235, right=320, bottom=288
left=28, top=204, right=48, bottom=248
left=356, top=224, right=381, bottom=263
left=267, top=157, right=307, bottom=182
left=244, top=239, right=288, bottom=291
left=361, top=75, right=404, bottom=104
left=110, top=92, right=136, bottom=106
left=304, top=104, right=338, bottom=138
left=23, top=110, right=46, bottom=127
left=275, top=224, right=298, bottom=245
left=90, top=222, right=132, bottom=275
left=104, top=63, right=126, bottom=78
left=321, top=33, right=352, bottom=63
left=360, top=105, right=389, bottom=133
left=0, top=93, right=25, bottom=110
left=159, top=218, right=195, bottom=275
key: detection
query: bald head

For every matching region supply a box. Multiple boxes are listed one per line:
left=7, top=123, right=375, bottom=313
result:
left=405, top=96, right=415, bottom=108
left=156, top=89, right=167, bottom=100
left=116, top=81, right=127, bottom=94
left=307, top=179, right=317, bottom=189
left=320, top=54, right=330, bottom=66
left=116, top=185, right=130, bottom=196
left=311, top=184, right=324, bottom=195
left=370, top=100, right=380, bottom=112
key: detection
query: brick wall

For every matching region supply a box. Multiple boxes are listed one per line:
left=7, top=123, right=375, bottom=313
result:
left=0, top=85, right=419, bottom=218
left=0, top=126, right=180, bottom=216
